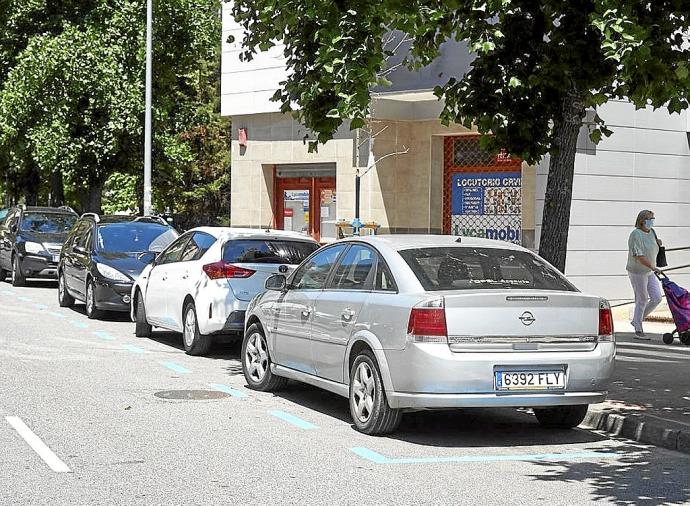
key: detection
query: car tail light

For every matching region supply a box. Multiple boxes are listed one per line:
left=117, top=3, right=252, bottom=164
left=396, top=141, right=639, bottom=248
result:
left=598, top=299, right=614, bottom=341
left=202, top=261, right=255, bottom=279
left=407, top=298, right=447, bottom=343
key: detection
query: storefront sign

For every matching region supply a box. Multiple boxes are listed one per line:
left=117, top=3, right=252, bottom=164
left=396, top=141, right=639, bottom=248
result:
left=451, top=171, right=522, bottom=244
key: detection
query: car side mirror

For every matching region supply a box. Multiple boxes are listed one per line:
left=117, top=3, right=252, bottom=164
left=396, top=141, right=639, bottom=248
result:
left=265, top=274, right=287, bottom=291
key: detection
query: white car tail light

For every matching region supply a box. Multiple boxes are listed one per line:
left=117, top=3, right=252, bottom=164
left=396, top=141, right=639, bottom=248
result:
left=598, top=299, right=614, bottom=342
left=407, top=298, right=448, bottom=343
left=202, top=261, right=255, bottom=279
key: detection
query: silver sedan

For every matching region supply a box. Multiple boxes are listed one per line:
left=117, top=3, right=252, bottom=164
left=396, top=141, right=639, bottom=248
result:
left=242, top=235, right=615, bottom=435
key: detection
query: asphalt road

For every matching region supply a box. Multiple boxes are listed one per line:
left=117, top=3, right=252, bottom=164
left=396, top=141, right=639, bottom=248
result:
left=2, top=281, right=690, bottom=505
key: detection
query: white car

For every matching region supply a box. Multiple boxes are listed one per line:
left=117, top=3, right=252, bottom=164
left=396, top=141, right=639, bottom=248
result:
left=131, top=227, right=319, bottom=355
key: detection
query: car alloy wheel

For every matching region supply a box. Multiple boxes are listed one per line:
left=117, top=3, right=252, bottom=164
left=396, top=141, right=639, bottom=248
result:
left=183, top=307, right=196, bottom=348
left=86, top=282, right=94, bottom=315
left=352, top=362, right=375, bottom=423
left=245, top=331, right=269, bottom=383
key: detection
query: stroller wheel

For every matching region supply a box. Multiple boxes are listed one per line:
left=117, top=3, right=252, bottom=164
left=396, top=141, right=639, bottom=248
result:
left=680, top=332, right=690, bottom=346
left=663, top=333, right=675, bottom=345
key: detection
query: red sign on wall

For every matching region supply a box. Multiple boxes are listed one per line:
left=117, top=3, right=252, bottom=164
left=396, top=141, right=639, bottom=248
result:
left=284, top=208, right=294, bottom=217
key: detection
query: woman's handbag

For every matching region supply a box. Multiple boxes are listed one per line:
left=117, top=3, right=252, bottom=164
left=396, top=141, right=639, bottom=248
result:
left=653, top=229, right=668, bottom=268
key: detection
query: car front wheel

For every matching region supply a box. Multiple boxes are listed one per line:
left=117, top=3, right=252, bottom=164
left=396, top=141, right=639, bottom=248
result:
left=11, top=255, right=26, bottom=287
left=534, top=404, right=589, bottom=429
left=135, top=291, right=152, bottom=338
left=182, top=301, right=212, bottom=356
left=242, top=323, right=287, bottom=391
left=85, top=279, right=103, bottom=319
left=58, top=271, right=74, bottom=307
left=349, top=350, right=402, bottom=435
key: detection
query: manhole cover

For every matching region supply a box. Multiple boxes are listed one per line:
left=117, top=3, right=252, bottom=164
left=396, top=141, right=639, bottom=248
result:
left=154, top=390, right=230, bottom=400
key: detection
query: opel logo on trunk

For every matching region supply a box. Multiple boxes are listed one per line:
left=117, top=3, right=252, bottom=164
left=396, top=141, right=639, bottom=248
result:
left=519, top=311, right=536, bottom=326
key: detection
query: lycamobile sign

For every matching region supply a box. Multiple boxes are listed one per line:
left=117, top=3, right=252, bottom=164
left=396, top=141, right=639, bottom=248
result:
left=451, top=171, right=522, bottom=245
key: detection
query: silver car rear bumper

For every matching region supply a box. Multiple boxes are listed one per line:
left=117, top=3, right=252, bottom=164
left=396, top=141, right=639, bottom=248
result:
left=383, top=342, right=615, bottom=409
left=388, top=391, right=607, bottom=409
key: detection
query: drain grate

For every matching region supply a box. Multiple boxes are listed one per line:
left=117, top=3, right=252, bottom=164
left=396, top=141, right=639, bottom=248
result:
left=154, top=390, right=230, bottom=400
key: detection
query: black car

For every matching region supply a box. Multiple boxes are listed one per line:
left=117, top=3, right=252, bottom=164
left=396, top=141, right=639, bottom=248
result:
left=0, top=205, right=78, bottom=286
left=58, top=214, right=178, bottom=319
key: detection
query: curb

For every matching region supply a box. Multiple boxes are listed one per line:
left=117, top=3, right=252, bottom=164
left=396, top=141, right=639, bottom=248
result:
left=646, top=315, right=675, bottom=324
left=584, top=408, right=690, bottom=455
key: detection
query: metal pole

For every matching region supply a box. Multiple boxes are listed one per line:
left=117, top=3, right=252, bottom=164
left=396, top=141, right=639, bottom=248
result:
left=355, top=174, right=360, bottom=220
left=143, top=0, right=153, bottom=216
left=353, top=174, right=361, bottom=236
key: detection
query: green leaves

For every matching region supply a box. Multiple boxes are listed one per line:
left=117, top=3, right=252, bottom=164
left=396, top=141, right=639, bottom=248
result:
left=0, top=0, right=229, bottom=216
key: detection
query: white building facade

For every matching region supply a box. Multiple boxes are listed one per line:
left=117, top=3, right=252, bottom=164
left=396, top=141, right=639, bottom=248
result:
left=221, top=4, right=690, bottom=303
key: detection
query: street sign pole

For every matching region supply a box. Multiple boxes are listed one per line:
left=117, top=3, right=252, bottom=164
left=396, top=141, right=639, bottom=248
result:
left=143, top=0, right=153, bottom=215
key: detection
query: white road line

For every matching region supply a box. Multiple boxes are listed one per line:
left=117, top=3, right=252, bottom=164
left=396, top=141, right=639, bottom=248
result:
left=5, top=416, right=71, bottom=473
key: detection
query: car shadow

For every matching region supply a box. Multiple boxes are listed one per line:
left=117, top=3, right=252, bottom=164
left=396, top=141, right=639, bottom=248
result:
left=269, top=382, right=608, bottom=448
left=529, top=442, right=690, bottom=504
left=4, top=279, right=58, bottom=289
left=64, top=305, right=132, bottom=322
left=145, top=330, right=243, bottom=369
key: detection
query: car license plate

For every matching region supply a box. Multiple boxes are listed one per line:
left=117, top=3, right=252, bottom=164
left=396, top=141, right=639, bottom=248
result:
left=52, top=254, right=60, bottom=263
left=494, top=370, right=565, bottom=391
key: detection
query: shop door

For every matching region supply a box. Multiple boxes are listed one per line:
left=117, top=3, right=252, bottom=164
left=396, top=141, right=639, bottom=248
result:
left=275, top=177, right=336, bottom=243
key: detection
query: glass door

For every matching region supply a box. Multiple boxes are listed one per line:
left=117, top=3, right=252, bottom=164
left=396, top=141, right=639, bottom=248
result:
left=275, top=176, right=336, bottom=242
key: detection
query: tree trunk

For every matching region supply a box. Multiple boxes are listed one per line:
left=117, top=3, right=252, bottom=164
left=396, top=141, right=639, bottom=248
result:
left=538, top=91, right=585, bottom=273
left=22, top=161, right=41, bottom=206
left=84, top=178, right=104, bottom=213
left=49, top=170, right=65, bottom=207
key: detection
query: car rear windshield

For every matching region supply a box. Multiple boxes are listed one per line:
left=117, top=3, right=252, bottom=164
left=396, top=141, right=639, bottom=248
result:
left=96, top=223, right=178, bottom=253
left=20, top=213, right=76, bottom=233
left=398, top=247, right=576, bottom=292
left=223, top=239, right=319, bottom=264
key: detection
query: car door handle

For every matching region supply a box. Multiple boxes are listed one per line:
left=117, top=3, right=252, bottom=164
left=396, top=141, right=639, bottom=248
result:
left=182, top=272, right=188, bottom=279
left=162, top=276, right=167, bottom=281
left=301, top=307, right=312, bottom=318
left=341, top=308, right=355, bottom=321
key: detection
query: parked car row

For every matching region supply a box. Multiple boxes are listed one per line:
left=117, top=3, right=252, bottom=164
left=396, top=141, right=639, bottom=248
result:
left=0, top=205, right=616, bottom=435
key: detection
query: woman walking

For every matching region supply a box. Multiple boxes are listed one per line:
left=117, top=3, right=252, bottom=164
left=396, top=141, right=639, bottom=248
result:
left=627, top=210, right=663, bottom=339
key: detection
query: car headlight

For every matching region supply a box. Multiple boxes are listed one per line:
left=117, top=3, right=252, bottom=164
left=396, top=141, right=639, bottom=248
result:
left=96, top=264, right=130, bottom=282
left=24, top=241, right=44, bottom=254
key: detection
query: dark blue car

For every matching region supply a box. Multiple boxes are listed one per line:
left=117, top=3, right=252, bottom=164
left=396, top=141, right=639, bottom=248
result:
left=0, top=206, right=78, bottom=286
left=57, top=214, right=178, bottom=319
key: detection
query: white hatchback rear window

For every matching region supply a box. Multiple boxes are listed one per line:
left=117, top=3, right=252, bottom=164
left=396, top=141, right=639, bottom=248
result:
left=223, top=239, right=318, bottom=264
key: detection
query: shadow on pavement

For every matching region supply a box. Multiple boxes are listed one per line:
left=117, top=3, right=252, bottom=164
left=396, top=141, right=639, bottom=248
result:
left=271, top=382, right=609, bottom=448
left=9, top=279, right=58, bottom=289
left=530, top=443, right=690, bottom=505
left=64, top=304, right=132, bottom=322
left=390, top=408, right=607, bottom=448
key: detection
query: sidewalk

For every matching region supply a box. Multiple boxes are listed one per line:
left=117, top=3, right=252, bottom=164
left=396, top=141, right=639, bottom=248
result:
left=584, top=320, right=690, bottom=454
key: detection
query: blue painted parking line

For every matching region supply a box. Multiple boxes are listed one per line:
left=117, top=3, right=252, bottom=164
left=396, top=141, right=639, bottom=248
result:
left=17, top=296, right=32, bottom=302
left=159, top=361, right=191, bottom=374
left=350, top=447, right=621, bottom=465
left=270, top=410, right=317, bottom=429
left=48, top=312, right=66, bottom=318
left=92, top=331, right=115, bottom=341
left=124, top=344, right=146, bottom=354
left=210, top=383, right=248, bottom=398
left=33, top=303, right=48, bottom=310
left=70, top=320, right=89, bottom=329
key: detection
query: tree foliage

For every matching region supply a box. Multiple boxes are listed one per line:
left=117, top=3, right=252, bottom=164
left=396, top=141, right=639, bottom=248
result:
left=0, top=0, right=230, bottom=223
left=230, top=0, right=690, bottom=270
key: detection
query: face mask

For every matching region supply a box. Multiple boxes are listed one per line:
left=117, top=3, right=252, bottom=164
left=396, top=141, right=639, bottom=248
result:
left=644, top=219, right=655, bottom=229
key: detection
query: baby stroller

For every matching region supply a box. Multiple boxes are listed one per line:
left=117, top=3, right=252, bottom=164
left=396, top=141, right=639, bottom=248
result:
left=656, top=272, right=690, bottom=345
